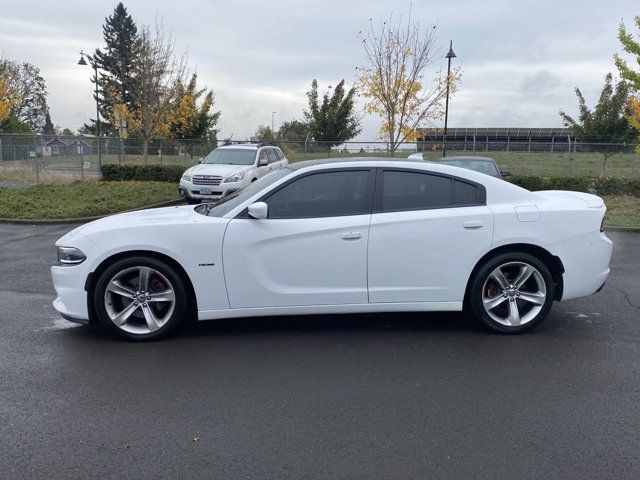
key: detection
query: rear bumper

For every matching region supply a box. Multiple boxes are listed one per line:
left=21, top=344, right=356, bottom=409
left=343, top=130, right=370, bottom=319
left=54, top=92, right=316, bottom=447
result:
left=554, top=231, right=613, bottom=301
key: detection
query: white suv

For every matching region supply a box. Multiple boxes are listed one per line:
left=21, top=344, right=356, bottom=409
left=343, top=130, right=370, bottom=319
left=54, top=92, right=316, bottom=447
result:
left=179, top=143, right=288, bottom=204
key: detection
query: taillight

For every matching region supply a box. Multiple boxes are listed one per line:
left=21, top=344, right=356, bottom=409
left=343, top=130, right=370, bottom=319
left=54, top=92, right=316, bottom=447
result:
left=600, top=218, right=605, bottom=232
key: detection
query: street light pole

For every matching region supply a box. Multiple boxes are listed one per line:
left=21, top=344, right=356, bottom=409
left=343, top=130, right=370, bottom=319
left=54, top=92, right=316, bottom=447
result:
left=442, top=40, right=457, bottom=158
left=78, top=50, right=102, bottom=170
left=271, top=111, right=276, bottom=140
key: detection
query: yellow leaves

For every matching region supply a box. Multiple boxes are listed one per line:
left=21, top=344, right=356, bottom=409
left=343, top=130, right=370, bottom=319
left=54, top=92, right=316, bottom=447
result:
left=0, top=74, right=20, bottom=125
left=627, top=96, right=640, bottom=153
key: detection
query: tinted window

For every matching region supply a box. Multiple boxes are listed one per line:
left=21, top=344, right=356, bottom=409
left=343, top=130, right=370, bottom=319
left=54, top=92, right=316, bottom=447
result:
left=265, top=170, right=372, bottom=219
left=266, top=149, right=278, bottom=163
left=382, top=171, right=452, bottom=211
left=258, top=150, right=268, bottom=163
left=454, top=180, right=479, bottom=205
left=275, top=149, right=285, bottom=160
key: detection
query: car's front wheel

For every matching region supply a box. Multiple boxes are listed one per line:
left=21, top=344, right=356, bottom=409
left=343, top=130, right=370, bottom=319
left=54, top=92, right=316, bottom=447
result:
left=93, top=256, right=188, bottom=340
left=469, top=252, right=555, bottom=333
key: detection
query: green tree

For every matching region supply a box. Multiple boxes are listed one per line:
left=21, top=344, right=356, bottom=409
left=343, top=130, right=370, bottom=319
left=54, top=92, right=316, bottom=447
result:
left=250, top=125, right=275, bottom=143
left=276, top=119, right=308, bottom=153
left=43, top=110, right=56, bottom=135
left=85, top=2, right=141, bottom=135
left=170, top=74, right=220, bottom=139
left=559, top=73, right=635, bottom=176
left=615, top=16, right=640, bottom=147
left=615, top=16, right=640, bottom=91
left=0, top=114, right=31, bottom=133
left=304, top=79, right=360, bottom=149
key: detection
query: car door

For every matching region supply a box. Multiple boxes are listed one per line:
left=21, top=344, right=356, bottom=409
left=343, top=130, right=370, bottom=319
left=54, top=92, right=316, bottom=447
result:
left=256, top=149, right=270, bottom=178
left=223, top=168, right=375, bottom=308
left=266, top=148, right=281, bottom=171
left=368, top=168, right=494, bottom=304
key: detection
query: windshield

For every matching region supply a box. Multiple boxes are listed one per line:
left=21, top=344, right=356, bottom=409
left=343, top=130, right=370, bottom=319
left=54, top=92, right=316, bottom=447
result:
left=440, top=159, right=499, bottom=177
left=196, top=168, right=293, bottom=217
left=201, top=148, right=257, bottom=166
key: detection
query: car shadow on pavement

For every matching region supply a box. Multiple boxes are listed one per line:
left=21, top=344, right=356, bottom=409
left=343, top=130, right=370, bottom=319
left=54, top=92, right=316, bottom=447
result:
left=178, top=311, right=484, bottom=341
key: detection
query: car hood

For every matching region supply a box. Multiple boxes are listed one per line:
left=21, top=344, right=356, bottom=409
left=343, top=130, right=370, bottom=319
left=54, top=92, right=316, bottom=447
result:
left=185, top=163, right=249, bottom=177
left=56, top=205, right=225, bottom=246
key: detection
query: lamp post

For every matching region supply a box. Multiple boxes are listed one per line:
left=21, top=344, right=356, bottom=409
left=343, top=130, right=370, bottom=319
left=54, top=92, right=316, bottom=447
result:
left=271, top=111, right=276, bottom=141
left=442, top=40, right=456, bottom=157
left=77, top=50, right=102, bottom=170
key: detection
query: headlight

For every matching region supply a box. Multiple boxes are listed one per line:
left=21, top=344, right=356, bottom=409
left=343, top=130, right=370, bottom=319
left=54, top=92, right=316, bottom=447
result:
left=57, top=246, right=87, bottom=265
left=223, top=171, right=245, bottom=183
left=182, top=173, right=191, bottom=181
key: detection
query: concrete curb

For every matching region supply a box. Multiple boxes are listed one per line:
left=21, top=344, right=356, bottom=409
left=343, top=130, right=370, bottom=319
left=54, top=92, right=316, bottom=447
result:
left=0, top=198, right=186, bottom=225
left=604, top=225, right=640, bottom=233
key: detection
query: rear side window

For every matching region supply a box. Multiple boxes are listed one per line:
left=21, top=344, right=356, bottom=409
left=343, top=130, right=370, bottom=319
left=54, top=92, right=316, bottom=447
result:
left=381, top=171, right=452, bottom=212
left=454, top=180, right=480, bottom=205
left=275, top=149, right=285, bottom=160
left=265, top=170, right=372, bottom=219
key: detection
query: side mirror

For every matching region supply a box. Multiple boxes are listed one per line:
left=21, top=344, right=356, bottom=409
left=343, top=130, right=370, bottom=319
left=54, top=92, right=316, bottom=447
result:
left=500, top=170, right=511, bottom=178
left=198, top=157, right=204, bottom=164
left=248, top=202, right=268, bottom=219
left=258, top=158, right=268, bottom=167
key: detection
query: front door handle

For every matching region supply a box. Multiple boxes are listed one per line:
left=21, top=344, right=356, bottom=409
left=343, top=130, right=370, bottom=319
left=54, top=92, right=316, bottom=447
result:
left=463, top=220, right=484, bottom=229
left=340, top=232, right=362, bottom=240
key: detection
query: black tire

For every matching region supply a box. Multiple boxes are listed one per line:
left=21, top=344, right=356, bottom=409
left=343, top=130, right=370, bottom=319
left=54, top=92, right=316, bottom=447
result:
left=93, top=256, right=188, bottom=341
left=468, top=251, right=555, bottom=334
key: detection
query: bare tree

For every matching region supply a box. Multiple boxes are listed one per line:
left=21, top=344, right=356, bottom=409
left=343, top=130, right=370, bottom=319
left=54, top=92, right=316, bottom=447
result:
left=356, top=11, right=461, bottom=156
left=125, top=21, right=188, bottom=161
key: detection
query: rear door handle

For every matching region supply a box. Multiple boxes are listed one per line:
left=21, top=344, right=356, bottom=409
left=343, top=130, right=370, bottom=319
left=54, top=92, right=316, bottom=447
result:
left=340, top=232, right=362, bottom=240
left=463, top=221, right=484, bottom=229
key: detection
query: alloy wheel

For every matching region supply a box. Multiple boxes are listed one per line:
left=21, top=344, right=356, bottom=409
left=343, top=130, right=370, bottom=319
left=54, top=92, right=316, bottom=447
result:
left=103, top=266, right=176, bottom=334
left=481, top=261, right=547, bottom=327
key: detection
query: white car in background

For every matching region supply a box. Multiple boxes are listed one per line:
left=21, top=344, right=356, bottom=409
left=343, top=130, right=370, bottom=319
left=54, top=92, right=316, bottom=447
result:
left=52, top=158, right=612, bottom=341
left=179, top=143, right=288, bottom=204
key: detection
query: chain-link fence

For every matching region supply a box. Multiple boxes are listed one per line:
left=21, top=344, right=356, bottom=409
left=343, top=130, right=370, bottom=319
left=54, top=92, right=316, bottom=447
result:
left=1, top=133, right=639, bottom=185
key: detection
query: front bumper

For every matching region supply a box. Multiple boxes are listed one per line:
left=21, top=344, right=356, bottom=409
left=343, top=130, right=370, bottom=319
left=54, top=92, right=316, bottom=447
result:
left=51, top=264, right=90, bottom=322
left=179, top=179, right=244, bottom=201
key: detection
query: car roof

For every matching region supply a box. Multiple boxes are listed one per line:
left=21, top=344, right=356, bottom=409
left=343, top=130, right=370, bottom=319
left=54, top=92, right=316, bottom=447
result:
left=288, top=157, right=428, bottom=170
left=217, top=143, right=280, bottom=150
left=438, top=156, right=495, bottom=163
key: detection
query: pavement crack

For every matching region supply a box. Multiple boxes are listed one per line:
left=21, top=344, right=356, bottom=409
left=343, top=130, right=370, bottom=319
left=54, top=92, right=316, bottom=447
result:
left=608, top=283, right=640, bottom=311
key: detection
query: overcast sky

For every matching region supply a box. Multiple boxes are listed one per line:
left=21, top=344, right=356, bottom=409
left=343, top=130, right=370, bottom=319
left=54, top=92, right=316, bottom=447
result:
left=0, top=0, right=638, bottom=139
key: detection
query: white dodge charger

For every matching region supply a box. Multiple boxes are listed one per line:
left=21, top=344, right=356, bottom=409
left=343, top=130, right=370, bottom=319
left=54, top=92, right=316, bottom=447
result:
left=51, top=159, right=612, bottom=340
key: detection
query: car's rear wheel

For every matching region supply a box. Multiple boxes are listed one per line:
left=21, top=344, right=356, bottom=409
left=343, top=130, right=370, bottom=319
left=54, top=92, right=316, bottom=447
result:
left=93, top=256, right=188, bottom=340
left=469, top=252, right=555, bottom=333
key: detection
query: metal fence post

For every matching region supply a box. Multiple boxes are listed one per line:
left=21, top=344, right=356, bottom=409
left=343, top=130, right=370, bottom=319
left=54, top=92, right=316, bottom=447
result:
left=80, top=144, right=84, bottom=181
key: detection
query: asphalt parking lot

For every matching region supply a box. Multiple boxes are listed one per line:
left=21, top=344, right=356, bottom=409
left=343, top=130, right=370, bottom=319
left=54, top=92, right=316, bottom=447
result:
left=0, top=223, right=639, bottom=479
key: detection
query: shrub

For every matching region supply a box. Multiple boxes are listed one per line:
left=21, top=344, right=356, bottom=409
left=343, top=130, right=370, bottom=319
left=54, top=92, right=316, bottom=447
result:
left=508, top=175, right=640, bottom=197
left=101, top=164, right=185, bottom=183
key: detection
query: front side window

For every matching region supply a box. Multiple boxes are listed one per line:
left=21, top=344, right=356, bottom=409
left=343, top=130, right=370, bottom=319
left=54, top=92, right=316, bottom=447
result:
left=265, top=170, right=372, bottom=219
left=381, top=171, right=452, bottom=212
left=266, top=149, right=278, bottom=164
left=200, top=168, right=292, bottom=217
left=258, top=150, right=268, bottom=165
